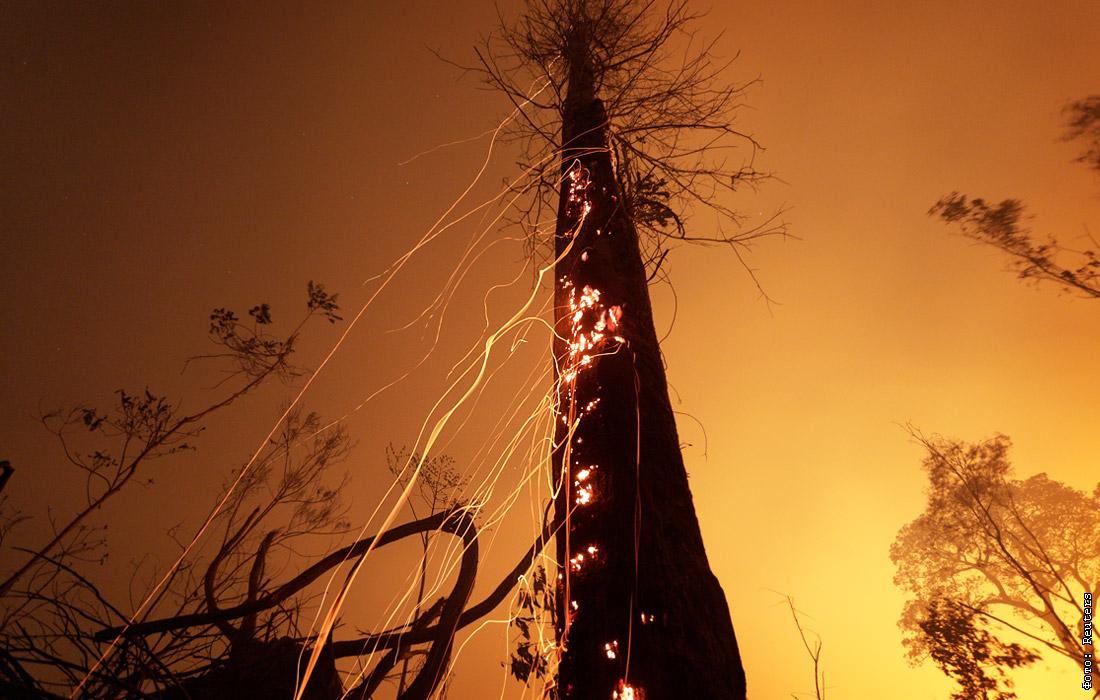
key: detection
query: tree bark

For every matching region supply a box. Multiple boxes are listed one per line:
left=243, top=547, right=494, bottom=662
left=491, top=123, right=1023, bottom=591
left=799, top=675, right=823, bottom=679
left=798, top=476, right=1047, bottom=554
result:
left=551, top=48, right=747, bottom=700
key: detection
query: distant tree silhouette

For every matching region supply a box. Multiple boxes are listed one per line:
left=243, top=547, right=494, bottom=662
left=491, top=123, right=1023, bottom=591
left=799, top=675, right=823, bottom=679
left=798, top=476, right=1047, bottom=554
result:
left=890, top=429, right=1099, bottom=698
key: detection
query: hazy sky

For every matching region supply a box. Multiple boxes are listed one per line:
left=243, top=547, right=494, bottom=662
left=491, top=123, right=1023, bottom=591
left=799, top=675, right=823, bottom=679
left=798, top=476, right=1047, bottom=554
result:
left=2, top=2, right=1099, bottom=699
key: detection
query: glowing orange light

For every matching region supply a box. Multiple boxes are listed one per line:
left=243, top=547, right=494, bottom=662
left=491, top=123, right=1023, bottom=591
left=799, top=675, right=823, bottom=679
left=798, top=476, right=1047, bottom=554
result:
left=608, top=304, right=622, bottom=329
left=555, top=197, right=636, bottom=668
left=576, top=485, right=593, bottom=505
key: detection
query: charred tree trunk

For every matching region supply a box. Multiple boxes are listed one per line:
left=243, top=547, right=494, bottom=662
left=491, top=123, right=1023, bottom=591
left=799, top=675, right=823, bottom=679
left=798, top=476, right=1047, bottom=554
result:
left=550, top=39, right=747, bottom=700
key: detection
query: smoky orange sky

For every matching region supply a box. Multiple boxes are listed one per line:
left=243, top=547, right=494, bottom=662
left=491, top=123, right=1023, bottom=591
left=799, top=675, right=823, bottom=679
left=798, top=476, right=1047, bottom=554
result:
left=2, top=1, right=1099, bottom=699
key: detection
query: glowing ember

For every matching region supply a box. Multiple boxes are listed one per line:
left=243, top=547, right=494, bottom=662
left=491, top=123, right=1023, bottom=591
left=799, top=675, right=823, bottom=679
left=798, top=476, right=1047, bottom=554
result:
left=569, top=544, right=601, bottom=572
left=612, top=682, right=640, bottom=700
left=562, top=283, right=625, bottom=389
left=576, top=484, right=593, bottom=505
left=564, top=164, right=594, bottom=228
left=555, top=162, right=638, bottom=680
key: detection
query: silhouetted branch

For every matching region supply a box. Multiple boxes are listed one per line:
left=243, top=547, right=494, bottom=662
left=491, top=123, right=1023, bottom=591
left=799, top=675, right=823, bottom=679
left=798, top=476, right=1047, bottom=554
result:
left=95, top=508, right=466, bottom=642
left=930, top=193, right=1100, bottom=299
left=328, top=499, right=557, bottom=657
left=784, top=596, right=824, bottom=700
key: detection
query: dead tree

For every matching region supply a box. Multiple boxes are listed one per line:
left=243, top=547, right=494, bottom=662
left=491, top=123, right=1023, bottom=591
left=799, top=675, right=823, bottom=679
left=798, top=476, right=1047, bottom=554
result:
left=548, top=71, right=746, bottom=700
left=478, top=1, right=763, bottom=697
left=478, top=0, right=785, bottom=291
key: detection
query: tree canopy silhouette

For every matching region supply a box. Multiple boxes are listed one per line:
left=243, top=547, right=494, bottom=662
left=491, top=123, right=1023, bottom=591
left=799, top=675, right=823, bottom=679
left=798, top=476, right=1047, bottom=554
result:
left=891, top=429, right=1099, bottom=698
left=474, top=0, right=785, bottom=288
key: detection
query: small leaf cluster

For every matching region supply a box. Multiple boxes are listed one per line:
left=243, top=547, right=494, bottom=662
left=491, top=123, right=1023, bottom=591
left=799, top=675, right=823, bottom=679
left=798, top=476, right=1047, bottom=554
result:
left=307, top=281, right=343, bottom=324
left=507, top=566, right=557, bottom=692
left=202, top=281, right=344, bottom=382
left=918, top=597, right=1040, bottom=700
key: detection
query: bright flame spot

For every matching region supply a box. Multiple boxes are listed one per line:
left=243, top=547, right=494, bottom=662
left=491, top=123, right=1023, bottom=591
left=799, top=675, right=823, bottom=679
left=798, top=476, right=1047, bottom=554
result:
left=608, top=304, right=622, bottom=330
left=604, top=640, right=618, bottom=659
left=562, top=282, right=625, bottom=389
left=569, top=545, right=600, bottom=572
left=576, top=485, right=593, bottom=505
left=613, top=682, right=640, bottom=700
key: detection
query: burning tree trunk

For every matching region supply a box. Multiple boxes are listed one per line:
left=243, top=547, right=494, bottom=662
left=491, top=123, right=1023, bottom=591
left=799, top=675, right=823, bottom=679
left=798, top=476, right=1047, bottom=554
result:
left=550, top=45, right=747, bottom=700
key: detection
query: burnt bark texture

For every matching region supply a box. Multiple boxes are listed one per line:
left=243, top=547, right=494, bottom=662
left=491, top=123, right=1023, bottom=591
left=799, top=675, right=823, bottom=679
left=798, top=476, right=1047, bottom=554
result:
left=551, top=48, right=746, bottom=700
